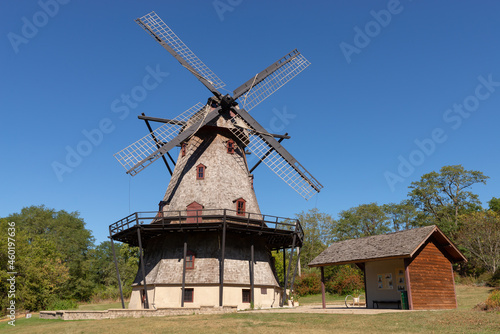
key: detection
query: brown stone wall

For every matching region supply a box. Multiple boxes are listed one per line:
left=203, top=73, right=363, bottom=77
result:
left=39, top=306, right=237, bottom=321
left=407, top=240, right=457, bottom=310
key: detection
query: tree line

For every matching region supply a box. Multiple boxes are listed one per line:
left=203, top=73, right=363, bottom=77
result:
left=0, top=206, right=138, bottom=313
left=1, top=165, right=499, bottom=312
left=293, top=165, right=499, bottom=295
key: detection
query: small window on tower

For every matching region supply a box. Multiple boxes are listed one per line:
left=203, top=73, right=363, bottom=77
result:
left=227, top=140, right=235, bottom=154
left=186, top=250, right=195, bottom=269
left=181, top=143, right=187, bottom=157
left=196, top=164, right=205, bottom=180
left=236, top=198, right=246, bottom=216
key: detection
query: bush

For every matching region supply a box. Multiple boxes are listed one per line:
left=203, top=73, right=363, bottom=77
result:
left=485, top=290, right=500, bottom=310
left=475, top=289, right=500, bottom=312
left=294, top=272, right=322, bottom=296
left=91, top=285, right=124, bottom=303
left=46, top=298, right=78, bottom=311
left=326, top=265, right=364, bottom=295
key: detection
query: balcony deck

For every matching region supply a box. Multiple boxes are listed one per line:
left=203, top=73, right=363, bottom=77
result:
left=110, top=209, right=303, bottom=250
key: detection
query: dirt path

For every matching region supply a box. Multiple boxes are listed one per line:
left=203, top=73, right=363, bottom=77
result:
left=239, top=303, right=406, bottom=315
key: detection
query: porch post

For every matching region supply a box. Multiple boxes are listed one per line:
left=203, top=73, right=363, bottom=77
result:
left=181, top=237, right=187, bottom=307
left=109, top=230, right=125, bottom=309
left=320, top=266, right=326, bottom=309
left=219, top=211, right=227, bottom=306
left=137, top=225, right=149, bottom=309
left=283, top=232, right=297, bottom=306
left=250, top=242, right=255, bottom=306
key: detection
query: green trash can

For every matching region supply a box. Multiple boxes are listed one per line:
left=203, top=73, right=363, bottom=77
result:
left=400, top=291, right=409, bottom=310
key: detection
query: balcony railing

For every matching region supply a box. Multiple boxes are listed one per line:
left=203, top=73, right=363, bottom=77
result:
left=110, top=208, right=303, bottom=240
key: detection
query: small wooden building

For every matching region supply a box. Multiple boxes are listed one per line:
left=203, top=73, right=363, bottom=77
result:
left=308, top=225, right=466, bottom=310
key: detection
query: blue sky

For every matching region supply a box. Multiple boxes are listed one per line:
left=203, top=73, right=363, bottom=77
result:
left=1, top=1, right=499, bottom=244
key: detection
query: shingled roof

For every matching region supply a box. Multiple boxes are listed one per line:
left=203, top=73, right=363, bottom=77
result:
left=308, top=225, right=466, bottom=267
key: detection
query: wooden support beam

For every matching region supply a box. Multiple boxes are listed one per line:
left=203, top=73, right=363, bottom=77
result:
left=181, top=238, right=188, bottom=307
left=219, top=212, right=227, bottom=306
left=137, top=225, right=149, bottom=309
left=320, top=266, right=326, bottom=309
left=283, top=232, right=297, bottom=306
left=141, top=113, right=173, bottom=175
left=290, top=246, right=301, bottom=293
left=404, top=259, right=413, bottom=310
left=250, top=242, right=255, bottom=307
left=138, top=114, right=187, bottom=125
left=109, top=231, right=125, bottom=309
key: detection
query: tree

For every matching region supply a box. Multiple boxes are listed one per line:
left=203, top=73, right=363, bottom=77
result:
left=4, top=205, right=95, bottom=301
left=0, top=219, right=69, bottom=313
left=88, top=241, right=138, bottom=298
left=488, top=197, right=500, bottom=213
left=457, top=211, right=500, bottom=274
left=295, top=209, right=333, bottom=270
left=408, top=165, right=488, bottom=236
left=333, top=203, right=390, bottom=241
left=382, top=200, right=422, bottom=231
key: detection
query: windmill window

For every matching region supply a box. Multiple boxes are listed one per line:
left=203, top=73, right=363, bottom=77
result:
left=242, top=289, right=251, bottom=303
left=196, top=164, right=205, bottom=180
left=181, top=143, right=187, bottom=157
left=186, top=250, right=195, bottom=269
left=227, top=140, right=235, bottom=154
left=236, top=198, right=246, bottom=216
left=183, top=288, right=194, bottom=303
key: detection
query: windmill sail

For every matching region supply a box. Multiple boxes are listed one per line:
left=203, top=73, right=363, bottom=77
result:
left=234, top=50, right=310, bottom=112
left=136, top=11, right=225, bottom=92
left=117, top=11, right=322, bottom=199
left=228, top=109, right=322, bottom=200
left=114, top=102, right=206, bottom=175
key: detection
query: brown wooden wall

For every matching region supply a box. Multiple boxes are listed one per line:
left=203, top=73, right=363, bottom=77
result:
left=407, top=241, right=457, bottom=310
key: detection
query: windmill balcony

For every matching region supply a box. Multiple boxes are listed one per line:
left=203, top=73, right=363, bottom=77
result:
left=109, top=209, right=303, bottom=250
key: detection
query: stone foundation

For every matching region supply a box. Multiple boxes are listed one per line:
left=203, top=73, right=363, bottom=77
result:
left=39, top=305, right=237, bottom=321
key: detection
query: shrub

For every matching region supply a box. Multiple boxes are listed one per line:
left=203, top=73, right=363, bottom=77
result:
left=326, top=265, right=364, bottom=295
left=91, top=285, right=124, bottom=303
left=485, top=290, right=500, bottom=310
left=475, top=289, right=500, bottom=312
left=46, top=298, right=78, bottom=311
left=294, top=272, right=322, bottom=296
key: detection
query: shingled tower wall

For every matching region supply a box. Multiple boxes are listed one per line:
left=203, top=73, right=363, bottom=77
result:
left=128, top=111, right=284, bottom=310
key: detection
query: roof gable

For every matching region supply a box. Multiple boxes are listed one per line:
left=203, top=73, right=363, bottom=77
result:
left=308, top=225, right=466, bottom=267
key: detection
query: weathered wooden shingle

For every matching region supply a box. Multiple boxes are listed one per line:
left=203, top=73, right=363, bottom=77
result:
left=308, top=225, right=465, bottom=267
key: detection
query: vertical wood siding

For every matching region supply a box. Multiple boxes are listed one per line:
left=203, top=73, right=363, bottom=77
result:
left=408, top=241, right=457, bottom=309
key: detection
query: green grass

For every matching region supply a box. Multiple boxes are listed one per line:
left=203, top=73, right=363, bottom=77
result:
left=455, top=285, right=493, bottom=309
left=1, top=285, right=498, bottom=334
left=297, top=293, right=348, bottom=304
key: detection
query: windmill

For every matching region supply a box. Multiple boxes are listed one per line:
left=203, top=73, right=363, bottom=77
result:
left=109, top=11, right=323, bottom=311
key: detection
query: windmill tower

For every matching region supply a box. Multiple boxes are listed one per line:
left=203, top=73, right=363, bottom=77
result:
left=110, top=11, right=322, bottom=310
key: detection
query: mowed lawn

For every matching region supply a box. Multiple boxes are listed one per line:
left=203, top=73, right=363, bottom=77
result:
left=2, top=285, right=498, bottom=334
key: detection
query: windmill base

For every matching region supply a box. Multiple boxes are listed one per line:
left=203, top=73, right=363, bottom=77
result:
left=129, top=285, right=283, bottom=310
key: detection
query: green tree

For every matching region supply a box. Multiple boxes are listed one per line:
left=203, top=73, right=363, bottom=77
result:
left=295, top=209, right=333, bottom=270
left=0, top=219, right=69, bottom=313
left=457, top=211, right=500, bottom=274
left=88, top=241, right=138, bottom=299
left=4, top=206, right=95, bottom=301
left=382, top=200, right=422, bottom=231
left=333, top=203, right=390, bottom=241
left=488, top=197, right=500, bottom=213
left=408, top=165, right=488, bottom=236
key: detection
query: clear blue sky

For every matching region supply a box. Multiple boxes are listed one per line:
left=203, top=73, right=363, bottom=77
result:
left=1, top=1, right=499, bottom=244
